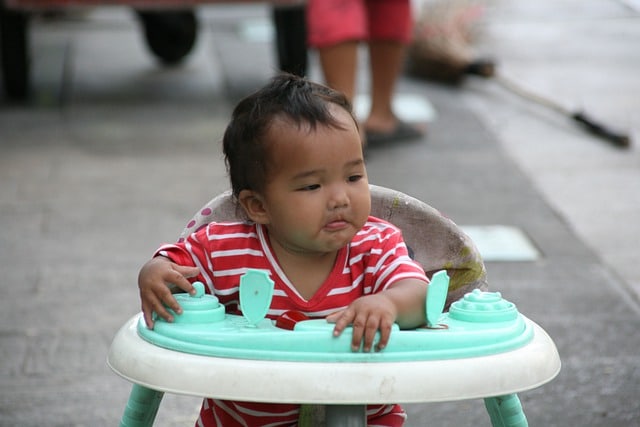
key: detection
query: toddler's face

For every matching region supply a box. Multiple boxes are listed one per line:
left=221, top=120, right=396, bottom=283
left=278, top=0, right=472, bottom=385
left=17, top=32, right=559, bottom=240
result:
left=259, top=106, right=370, bottom=256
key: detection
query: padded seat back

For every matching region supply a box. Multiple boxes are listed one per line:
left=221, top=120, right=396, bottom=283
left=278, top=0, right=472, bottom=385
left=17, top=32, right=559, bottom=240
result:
left=179, top=184, right=487, bottom=308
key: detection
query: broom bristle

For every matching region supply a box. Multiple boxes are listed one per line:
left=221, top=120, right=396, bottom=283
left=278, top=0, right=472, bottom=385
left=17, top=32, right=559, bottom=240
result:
left=407, top=0, right=490, bottom=84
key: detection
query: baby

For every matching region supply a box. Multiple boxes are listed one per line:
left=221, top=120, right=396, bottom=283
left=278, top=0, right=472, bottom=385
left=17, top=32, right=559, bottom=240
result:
left=137, top=73, right=429, bottom=426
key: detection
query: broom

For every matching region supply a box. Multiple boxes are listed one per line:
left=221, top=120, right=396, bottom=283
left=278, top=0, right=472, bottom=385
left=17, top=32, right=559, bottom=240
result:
left=406, top=0, right=631, bottom=148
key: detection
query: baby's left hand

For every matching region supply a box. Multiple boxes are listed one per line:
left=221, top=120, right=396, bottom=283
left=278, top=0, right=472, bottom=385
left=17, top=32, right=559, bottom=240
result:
left=326, top=294, right=398, bottom=352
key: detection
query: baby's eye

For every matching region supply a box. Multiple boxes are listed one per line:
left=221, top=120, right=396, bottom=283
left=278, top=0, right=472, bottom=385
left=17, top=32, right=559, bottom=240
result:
left=348, top=174, right=363, bottom=183
left=297, top=184, right=321, bottom=191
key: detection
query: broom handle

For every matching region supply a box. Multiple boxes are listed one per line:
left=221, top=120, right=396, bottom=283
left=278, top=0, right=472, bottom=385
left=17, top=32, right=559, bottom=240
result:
left=571, top=111, right=630, bottom=148
left=493, top=74, right=631, bottom=148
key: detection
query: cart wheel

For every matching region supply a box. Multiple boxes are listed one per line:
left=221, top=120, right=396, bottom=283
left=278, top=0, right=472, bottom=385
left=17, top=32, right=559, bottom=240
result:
left=1, top=5, right=30, bottom=100
left=136, top=10, right=197, bottom=66
left=272, top=5, right=307, bottom=76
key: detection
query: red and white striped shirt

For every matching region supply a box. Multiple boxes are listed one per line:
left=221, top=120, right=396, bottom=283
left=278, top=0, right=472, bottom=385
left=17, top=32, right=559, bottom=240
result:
left=155, top=215, right=428, bottom=426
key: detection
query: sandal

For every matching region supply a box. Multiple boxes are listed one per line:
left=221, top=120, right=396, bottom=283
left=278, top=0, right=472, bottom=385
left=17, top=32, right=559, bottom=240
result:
left=365, top=121, right=425, bottom=145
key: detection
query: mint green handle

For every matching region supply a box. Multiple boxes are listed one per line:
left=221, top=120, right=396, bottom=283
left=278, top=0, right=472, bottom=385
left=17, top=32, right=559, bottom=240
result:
left=426, top=270, right=450, bottom=327
left=239, top=269, right=275, bottom=326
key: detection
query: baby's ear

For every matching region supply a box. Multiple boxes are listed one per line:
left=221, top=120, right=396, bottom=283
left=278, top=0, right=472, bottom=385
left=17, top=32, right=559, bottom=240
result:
left=238, top=190, right=269, bottom=224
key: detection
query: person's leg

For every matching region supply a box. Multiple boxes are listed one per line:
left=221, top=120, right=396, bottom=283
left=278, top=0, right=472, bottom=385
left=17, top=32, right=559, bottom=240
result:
left=306, top=0, right=366, bottom=102
left=365, top=40, right=407, bottom=132
left=318, top=42, right=359, bottom=101
left=364, top=0, right=423, bottom=140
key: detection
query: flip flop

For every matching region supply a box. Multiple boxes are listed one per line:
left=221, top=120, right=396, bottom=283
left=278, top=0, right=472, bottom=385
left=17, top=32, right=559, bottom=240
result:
left=365, top=120, right=425, bottom=145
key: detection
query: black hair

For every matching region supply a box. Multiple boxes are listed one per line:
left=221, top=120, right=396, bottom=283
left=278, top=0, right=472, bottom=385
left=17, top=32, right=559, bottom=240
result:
left=222, top=73, right=357, bottom=197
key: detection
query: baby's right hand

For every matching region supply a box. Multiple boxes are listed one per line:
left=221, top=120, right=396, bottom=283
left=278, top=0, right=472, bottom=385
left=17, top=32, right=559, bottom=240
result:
left=138, top=256, right=201, bottom=329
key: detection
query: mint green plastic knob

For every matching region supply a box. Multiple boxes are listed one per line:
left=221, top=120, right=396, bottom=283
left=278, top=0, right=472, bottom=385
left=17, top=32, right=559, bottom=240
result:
left=166, top=281, right=225, bottom=324
left=192, top=282, right=205, bottom=298
left=449, top=289, right=518, bottom=323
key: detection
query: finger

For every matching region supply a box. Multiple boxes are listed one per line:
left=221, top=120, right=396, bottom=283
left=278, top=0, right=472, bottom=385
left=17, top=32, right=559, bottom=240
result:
left=362, top=317, right=380, bottom=352
left=331, top=309, right=354, bottom=337
left=142, top=303, right=155, bottom=330
left=375, top=319, right=393, bottom=352
left=167, top=268, right=195, bottom=294
left=326, top=309, right=345, bottom=324
left=175, top=265, right=201, bottom=279
left=152, top=299, right=175, bottom=323
left=160, top=292, right=182, bottom=316
left=350, top=314, right=367, bottom=352
left=141, top=286, right=177, bottom=322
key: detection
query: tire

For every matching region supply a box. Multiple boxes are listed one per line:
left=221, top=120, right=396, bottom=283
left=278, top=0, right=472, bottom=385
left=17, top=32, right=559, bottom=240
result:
left=1, top=5, right=30, bottom=100
left=272, top=5, right=307, bottom=76
left=136, top=10, right=197, bottom=66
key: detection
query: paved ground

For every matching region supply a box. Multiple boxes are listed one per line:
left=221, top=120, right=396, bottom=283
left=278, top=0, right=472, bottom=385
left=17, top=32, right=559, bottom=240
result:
left=1, top=1, right=639, bottom=426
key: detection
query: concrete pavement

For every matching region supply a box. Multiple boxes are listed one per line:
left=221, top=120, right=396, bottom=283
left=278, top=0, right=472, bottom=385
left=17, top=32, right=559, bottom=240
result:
left=1, top=1, right=639, bottom=426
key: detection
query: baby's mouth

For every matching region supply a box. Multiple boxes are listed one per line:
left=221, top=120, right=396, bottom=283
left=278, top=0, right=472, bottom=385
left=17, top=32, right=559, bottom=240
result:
left=324, top=218, right=349, bottom=231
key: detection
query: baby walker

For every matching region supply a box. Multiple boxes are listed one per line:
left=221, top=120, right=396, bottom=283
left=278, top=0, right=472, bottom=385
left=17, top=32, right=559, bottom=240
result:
left=108, top=269, right=560, bottom=426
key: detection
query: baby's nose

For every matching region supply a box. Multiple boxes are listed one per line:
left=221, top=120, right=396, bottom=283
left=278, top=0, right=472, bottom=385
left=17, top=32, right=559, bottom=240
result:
left=328, top=187, right=349, bottom=209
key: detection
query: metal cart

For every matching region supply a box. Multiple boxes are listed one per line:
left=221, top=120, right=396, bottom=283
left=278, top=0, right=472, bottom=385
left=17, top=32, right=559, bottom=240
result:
left=0, top=0, right=307, bottom=99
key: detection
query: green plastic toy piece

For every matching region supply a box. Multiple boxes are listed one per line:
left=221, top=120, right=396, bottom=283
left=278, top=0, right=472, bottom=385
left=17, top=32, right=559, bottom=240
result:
left=239, top=269, right=275, bottom=326
left=426, top=270, right=450, bottom=327
left=138, top=269, right=534, bottom=362
left=165, top=282, right=225, bottom=324
left=449, top=289, right=518, bottom=323
left=192, top=281, right=205, bottom=298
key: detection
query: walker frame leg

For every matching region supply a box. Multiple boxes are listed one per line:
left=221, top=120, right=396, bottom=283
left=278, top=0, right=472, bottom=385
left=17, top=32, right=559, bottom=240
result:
left=325, top=404, right=366, bottom=427
left=484, top=394, right=528, bottom=427
left=119, top=384, right=164, bottom=427
left=299, top=404, right=366, bottom=427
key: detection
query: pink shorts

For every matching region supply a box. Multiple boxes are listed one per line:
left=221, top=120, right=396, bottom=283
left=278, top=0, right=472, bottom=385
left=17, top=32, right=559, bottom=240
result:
left=306, top=0, right=413, bottom=48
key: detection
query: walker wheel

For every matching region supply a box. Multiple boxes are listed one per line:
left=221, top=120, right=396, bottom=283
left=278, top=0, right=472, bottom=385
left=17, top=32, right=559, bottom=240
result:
left=136, top=10, right=197, bottom=66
